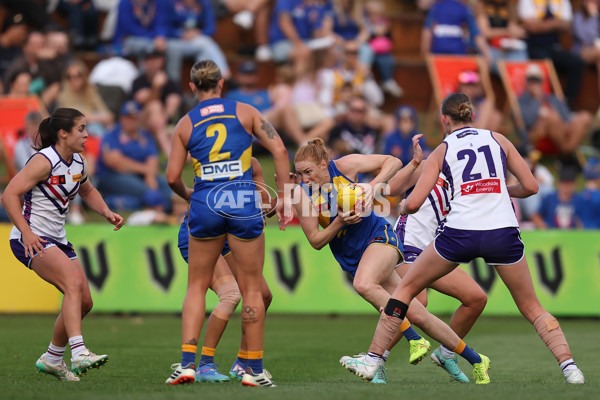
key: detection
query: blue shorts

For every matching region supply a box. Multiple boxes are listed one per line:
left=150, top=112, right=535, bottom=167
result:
left=178, top=214, right=233, bottom=263
left=188, top=186, right=265, bottom=240
left=10, top=237, right=77, bottom=268
left=434, top=225, right=524, bottom=265
left=333, top=223, right=404, bottom=276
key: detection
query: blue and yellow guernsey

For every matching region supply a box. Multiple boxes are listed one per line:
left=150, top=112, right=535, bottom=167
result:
left=187, top=98, right=254, bottom=189
left=301, top=161, right=403, bottom=275
left=186, top=98, right=264, bottom=240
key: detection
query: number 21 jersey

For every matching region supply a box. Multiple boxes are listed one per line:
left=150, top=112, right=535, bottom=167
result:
left=442, top=127, right=518, bottom=230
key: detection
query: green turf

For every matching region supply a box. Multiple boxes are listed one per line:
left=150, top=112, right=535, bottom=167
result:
left=0, top=315, right=597, bottom=400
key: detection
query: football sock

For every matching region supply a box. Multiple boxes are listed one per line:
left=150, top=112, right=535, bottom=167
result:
left=181, top=344, right=197, bottom=369
left=382, top=350, right=391, bottom=361
left=236, top=350, right=249, bottom=368
left=453, top=340, right=482, bottom=365
left=45, top=342, right=65, bottom=365
left=560, top=359, right=578, bottom=376
left=366, top=351, right=385, bottom=366
left=247, top=350, right=263, bottom=374
left=399, top=319, right=421, bottom=341
left=199, top=347, right=215, bottom=366
left=68, top=335, right=88, bottom=361
left=440, top=345, right=456, bottom=359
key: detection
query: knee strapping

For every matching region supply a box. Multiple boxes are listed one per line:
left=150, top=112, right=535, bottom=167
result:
left=213, top=280, right=241, bottom=318
left=532, top=312, right=572, bottom=363
left=384, top=298, right=409, bottom=320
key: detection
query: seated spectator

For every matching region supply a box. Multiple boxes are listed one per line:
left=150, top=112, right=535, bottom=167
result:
left=518, top=0, right=584, bottom=106
left=363, top=0, right=402, bottom=97
left=327, top=96, right=378, bottom=157
left=89, top=56, right=139, bottom=116
left=0, top=0, right=52, bottom=31
left=457, top=70, right=502, bottom=132
left=4, top=70, right=32, bottom=97
left=531, top=166, right=585, bottom=229
left=57, top=59, right=114, bottom=137
left=50, top=0, right=99, bottom=50
left=580, top=158, right=600, bottom=228
left=268, top=0, right=328, bottom=73
left=0, top=12, right=28, bottom=94
left=131, top=49, right=182, bottom=155
left=225, top=61, right=308, bottom=145
left=113, top=0, right=169, bottom=58
left=422, top=0, right=492, bottom=64
left=96, top=100, right=172, bottom=213
left=516, top=150, right=555, bottom=222
left=383, top=105, right=430, bottom=166
left=4, top=31, right=62, bottom=108
left=476, top=0, right=528, bottom=73
left=572, top=0, right=600, bottom=100
left=13, top=111, right=41, bottom=171
left=164, top=0, right=231, bottom=84
left=517, top=63, right=591, bottom=154
left=221, top=0, right=272, bottom=60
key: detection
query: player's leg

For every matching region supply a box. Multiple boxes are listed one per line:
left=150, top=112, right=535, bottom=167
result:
left=352, top=244, right=491, bottom=383
left=166, top=235, right=225, bottom=385
left=196, top=255, right=241, bottom=382
left=225, top=252, right=273, bottom=381
left=495, top=258, right=584, bottom=384
left=228, top=233, right=275, bottom=387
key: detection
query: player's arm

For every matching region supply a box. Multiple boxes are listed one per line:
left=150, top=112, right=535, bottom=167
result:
left=387, top=134, right=425, bottom=196
left=294, top=186, right=344, bottom=250
left=1, top=154, right=51, bottom=256
left=166, top=115, right=194, bottom=202
left=251, top=157, right=277, bottom=218
left=78, top=170, right=124, bottom=231
left=493, top=132, right=538, bottom=198
left=402, top=143, right=446, bottom=214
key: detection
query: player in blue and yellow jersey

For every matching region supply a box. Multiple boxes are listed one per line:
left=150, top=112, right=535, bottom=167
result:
left=165, top=60, right=291, bottom=387
left=293, top=138, right=490, bottom=384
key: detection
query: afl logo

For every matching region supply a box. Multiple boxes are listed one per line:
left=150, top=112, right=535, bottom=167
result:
left=207, top=180, right=278, bottom=220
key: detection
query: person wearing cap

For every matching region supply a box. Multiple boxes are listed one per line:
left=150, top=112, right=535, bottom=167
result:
left=518, top=0, right=584, bottom=106
left=531, top=166, right=585, bottom=229
left=95, top=100, right=172, bottom=214
left=383, top=105, right=430, bottom=167
left=517, top=63, right=591, bottom=154
left=580, top=158, right=600, bottom=228
left=131, top=48, right=182, bottom=155
left=164, top=0, right=231, bottom=85
left=457, top=70, right=502, bottom=132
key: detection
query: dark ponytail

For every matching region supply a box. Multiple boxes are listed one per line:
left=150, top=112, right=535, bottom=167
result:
left=34, top=108, right=84, bottom=151
left=441, top=92, right=474, bottom=123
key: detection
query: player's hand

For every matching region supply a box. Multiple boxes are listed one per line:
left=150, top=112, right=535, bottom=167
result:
left=338, top=209, right=362, bottom=225
left=276, top=195, right=293, bottom=230
left=412, top=134, right=424, bottom=165
left=356, top=183, right=374, bottom=213
left=22, top=231, right=47, bottom=259
left=105, top=211, right=125, bottom=231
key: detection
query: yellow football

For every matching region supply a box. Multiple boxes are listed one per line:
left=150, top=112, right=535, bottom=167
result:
left=337, top=184, right=364, bottom=212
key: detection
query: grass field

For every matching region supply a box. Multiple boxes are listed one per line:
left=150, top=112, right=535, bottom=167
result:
left=0, top=314, right=597, bottom=400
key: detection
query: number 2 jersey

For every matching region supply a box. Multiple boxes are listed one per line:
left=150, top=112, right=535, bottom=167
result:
left=442, top=127, right=518, bottom=230
left=9, top=146, right=87, bottom=244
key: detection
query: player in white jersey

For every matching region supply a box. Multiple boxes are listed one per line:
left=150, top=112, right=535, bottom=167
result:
left=387, top=166, right=486, bottom=383
left=354, top=93, right=585, bottom=384
left=2, top=108, right=124, bottom=381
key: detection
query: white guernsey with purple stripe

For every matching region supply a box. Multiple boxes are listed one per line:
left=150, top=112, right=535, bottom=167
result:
left=395, top=173, right=451, bottom=262
left=10, top=146, right=87, bottom=245
left=441, top=127, right=517, bottom=230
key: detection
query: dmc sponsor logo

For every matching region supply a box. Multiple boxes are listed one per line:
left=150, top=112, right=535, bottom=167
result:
left=200, top=160, right=243, bottom=180
left=207, top=180, right=278, bottom=220
left=200, top=104, right=224, bottom=116
left=460, top=179, right=501, bottom=195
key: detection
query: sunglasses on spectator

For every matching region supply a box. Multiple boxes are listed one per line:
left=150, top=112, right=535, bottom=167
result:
left=526, top=76, right=543, bottom=83
left=350, top=107, right=367, bottom=113
left=67, top=72, right=83, bottom=80
left=345, top=49, right=359, bottom=55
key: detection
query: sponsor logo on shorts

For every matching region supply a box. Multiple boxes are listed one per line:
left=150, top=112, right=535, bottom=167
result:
left=200, top=160, right=243, bottom=180
left=200, top=104, right=224, bottom=116
left=207, top=180, right=278, bottom=220
left=460, top=179, right=501, bottom=195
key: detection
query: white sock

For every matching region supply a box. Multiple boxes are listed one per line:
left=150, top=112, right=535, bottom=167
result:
left=439, top=345, right=456, bottom=359
left=560, top=359, right=578, bottom=375
left=68, top=335, right=88, bottom=361
left=45, top=342, right=65, bottom=365
left=365, top=352, right=385, bottom=366
left=382, top=350, right=391, bottom=361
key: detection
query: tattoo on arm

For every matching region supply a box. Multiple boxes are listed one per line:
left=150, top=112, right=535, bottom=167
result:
left=260, top=119, right=279, bottom=140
